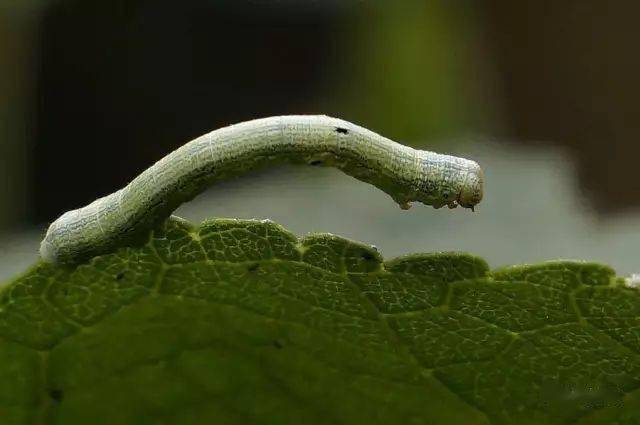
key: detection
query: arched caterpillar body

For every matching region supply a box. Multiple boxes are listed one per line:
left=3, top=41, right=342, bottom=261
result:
left=40, top=115, right=484, bottom=264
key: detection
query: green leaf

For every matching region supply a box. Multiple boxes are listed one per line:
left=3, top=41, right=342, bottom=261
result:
left=1, top=217, right=638, bottom=424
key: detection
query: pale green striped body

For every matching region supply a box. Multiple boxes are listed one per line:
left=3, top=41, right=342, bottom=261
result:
left=40, top=115, right=483, bottom=263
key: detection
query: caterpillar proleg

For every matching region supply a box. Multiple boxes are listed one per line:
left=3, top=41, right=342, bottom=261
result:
left=40, top=115, right=484, bottom=263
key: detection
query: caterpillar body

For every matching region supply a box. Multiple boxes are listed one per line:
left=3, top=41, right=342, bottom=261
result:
left=40, top=115, right=484, bottom=264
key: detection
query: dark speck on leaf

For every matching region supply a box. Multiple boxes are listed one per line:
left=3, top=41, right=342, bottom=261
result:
left=115, top=272, right=125, bottom=280
left=49, top=388, right=64, bottom=403
left=335, top=127, right=348, bottom=134
left=361, top=252, right=375, bottom=261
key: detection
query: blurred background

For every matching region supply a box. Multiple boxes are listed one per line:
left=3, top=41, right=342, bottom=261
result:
left=1, top=0, right=639, bottom=280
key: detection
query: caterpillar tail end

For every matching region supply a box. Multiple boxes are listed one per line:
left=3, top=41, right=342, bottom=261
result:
left=39, top=233, right=58, bottom=264
left=39, top=209, right=76, bottom=264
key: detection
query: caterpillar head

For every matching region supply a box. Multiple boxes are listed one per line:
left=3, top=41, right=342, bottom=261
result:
left=457, top=161, right=484, bottom=210
left=412, top=152, right=484, bottom=210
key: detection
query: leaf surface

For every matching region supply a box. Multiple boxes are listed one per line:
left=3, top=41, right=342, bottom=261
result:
left=1, top=217, right=637, bottom=424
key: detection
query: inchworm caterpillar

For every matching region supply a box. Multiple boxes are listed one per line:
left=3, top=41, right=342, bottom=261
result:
left=40, top=115, right=484, bottom=264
